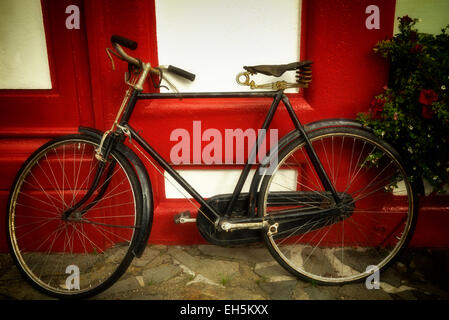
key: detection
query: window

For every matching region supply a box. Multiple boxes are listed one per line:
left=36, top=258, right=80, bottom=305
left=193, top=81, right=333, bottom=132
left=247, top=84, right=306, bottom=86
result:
left=0, top=0, right=51, bottom=89
left=155, top=0, right=301, bottom=93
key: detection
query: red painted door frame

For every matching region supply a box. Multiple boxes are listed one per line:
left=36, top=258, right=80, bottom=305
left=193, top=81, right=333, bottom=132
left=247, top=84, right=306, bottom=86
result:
left=0, top=0, right=94, bottom=135
left=0, top=0, right=94, bottom=252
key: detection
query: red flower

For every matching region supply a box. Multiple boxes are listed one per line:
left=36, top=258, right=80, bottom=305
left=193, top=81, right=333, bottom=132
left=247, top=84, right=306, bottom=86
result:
left=410, top=31, right=418, bottom=42
left=419, top=89, right=438, bottom=105
left=410, top=43, right=423, bottom=53
left=369, top=97, right=386, bottom=119
left=421, top=105, right=434, bottom=119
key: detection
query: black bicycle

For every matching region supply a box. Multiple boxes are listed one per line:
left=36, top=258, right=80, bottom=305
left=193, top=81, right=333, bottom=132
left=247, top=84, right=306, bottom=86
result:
left=6, top=35, right=418, bottom=298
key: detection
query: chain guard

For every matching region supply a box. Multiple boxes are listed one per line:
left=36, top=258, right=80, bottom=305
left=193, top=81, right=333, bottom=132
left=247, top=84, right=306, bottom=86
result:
left=196, top=193, right=263, bottom=247
left=196, top=191, right=355, bottom=247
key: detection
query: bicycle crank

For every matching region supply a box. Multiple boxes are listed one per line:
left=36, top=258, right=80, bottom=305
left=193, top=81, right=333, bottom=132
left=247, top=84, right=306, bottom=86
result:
left=220, top=220, right=279, bottom=236
left=174, top=210, right=196, bottom=224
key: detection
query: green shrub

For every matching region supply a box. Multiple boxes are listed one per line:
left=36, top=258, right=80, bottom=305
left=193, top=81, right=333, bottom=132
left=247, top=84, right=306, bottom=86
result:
left=358, top=16, right=449, bottom=193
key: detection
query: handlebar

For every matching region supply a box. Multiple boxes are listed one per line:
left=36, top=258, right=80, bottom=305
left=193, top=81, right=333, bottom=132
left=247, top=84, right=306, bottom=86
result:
left=166, top=65, right=196, bottom=81
left=110, top=34, right=196, bottom=82
left=111, top=35, right=137, bottom=50
left=110, top=35, right=141, bottom=67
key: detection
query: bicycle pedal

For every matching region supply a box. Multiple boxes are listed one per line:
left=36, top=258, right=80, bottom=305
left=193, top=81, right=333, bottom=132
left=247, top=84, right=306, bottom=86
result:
left=174, top=211, right=196, bottom=224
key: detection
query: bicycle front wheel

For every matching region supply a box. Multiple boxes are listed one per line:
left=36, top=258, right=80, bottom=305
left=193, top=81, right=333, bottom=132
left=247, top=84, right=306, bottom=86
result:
left=259, top=127, right=418, bottom=285
left=7, top=134, right=143, bottom=298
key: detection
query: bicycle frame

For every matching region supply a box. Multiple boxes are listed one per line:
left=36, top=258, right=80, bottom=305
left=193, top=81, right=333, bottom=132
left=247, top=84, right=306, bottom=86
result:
left=64, top=73, right=342, bottom=230
left=114, top=89, right=341, bottom=227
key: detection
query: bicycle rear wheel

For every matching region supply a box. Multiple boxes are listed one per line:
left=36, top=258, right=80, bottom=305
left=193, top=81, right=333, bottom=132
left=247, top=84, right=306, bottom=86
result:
left=7, top=134, right=143, bottom=298
left=259, top=127, right=418, bottom=285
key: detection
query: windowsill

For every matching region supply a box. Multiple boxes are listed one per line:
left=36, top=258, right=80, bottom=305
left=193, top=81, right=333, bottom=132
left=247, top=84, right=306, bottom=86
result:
left=137, top=93, right=313, bottom=116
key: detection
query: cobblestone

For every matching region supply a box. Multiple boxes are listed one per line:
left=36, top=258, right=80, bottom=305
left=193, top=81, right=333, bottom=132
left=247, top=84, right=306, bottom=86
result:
left=0, top=245, right=448, bottom=300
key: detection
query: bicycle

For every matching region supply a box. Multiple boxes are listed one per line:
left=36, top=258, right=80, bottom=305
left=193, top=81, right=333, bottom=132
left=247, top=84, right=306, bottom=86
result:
left=6, top=35, right=418, bottom=299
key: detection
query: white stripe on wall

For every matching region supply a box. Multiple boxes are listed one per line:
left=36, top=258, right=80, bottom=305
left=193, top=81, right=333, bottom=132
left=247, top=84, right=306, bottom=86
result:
left=164, top=169, right=297, bottom=199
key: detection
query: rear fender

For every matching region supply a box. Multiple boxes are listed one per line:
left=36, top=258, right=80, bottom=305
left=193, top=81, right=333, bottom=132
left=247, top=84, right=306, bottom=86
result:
left=78, top=126, right=153, bottom=258
left=278, top=118, right=369, bottom=152
left=247, top=118, right=370, bottom=216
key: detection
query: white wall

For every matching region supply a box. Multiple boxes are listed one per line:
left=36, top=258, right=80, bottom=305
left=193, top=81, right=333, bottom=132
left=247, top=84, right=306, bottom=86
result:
left=0, top=0, right=51, bottom=89
left=394, top=0, right=449, bottom=35
left=165, top=169, right=297, bottom=199
left=155, top=0, right=301, bottom=93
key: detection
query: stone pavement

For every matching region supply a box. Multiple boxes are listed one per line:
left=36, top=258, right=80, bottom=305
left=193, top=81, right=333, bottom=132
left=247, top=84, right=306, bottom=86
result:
left=0, top=244, right=448, bottom=300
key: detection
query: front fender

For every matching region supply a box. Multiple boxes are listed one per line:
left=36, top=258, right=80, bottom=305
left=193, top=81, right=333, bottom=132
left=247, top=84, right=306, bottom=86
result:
left=78, top=126, right=153, bottom=258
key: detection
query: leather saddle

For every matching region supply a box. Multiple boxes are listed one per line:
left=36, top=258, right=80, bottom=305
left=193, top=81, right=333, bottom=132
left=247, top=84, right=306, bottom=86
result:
left=243, top=60, right=313, bottom=77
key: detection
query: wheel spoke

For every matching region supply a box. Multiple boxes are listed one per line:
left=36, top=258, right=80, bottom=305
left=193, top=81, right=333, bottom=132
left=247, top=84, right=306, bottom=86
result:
left=262, top=130, right=415, bottom=284
left=8, top=137, right=139, bottom=297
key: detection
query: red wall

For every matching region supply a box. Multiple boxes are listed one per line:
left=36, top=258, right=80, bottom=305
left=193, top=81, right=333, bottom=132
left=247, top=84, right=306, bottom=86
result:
left=0, top=0, right=94, bottom=252
left=1, top=0, right=448, bottom=252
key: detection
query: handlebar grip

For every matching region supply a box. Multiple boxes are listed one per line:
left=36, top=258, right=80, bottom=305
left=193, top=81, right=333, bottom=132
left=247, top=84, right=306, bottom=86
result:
left=168, top=65, right=196, bottom=81
left=111, top=35, right=138, bottom=50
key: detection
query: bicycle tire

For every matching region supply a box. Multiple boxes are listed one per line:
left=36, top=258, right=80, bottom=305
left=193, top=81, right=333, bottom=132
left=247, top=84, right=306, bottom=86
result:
left=258, top=127, right=418, bottom=285
left=7, top=134, right=144, bottom=298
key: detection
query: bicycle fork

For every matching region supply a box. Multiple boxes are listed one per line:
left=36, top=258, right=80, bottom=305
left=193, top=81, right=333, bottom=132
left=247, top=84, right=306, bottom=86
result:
left=62, top=132, right=121, bottom=220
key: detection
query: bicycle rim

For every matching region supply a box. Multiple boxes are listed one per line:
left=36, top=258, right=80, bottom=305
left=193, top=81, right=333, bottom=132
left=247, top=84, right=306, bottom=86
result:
left=7, top=136, right=141, bottom=298
left=260, top=128, right=417, bottom=284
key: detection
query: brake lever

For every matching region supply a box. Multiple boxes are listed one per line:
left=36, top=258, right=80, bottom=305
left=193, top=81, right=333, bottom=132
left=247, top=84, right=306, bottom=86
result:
left=148, top=68, right=169, bottom=91
left=156, top=66, right=180, bottom=93
left=105, top=48, right=121, bottom=71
